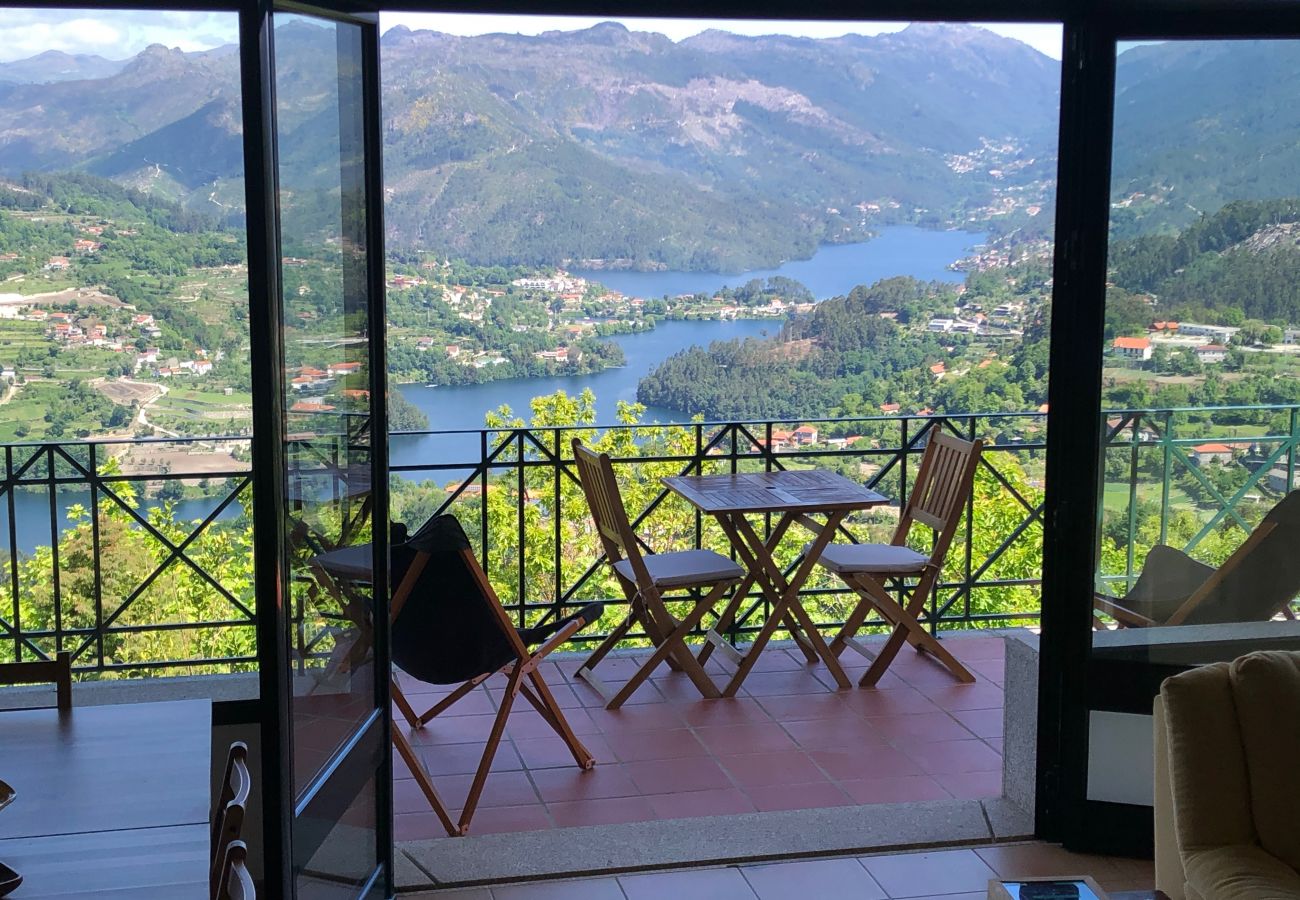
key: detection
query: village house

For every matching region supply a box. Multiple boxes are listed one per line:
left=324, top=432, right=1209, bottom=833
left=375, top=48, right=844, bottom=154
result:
left=1176, top=322, right=1239, bottom=342
left=1189, top=442, right=1235, bottom=467
left=44, top=256, right=70, bottom=271
left=74, top=239, right=101, bottom=254
left=929, top=362, right=947, bottom=379
left=1266, top=467, right=1300, bottom=493
left=880, top=402, right=901, bottom=414
left=1194, top=344, right=1228, bottom=364
left=927, top=318, right=955, bottom=333
left=763, top=429, right=795, bottom=452
left=1112, top=336, right=1153, bottom=361
left=326, top=361, right=362, bottom=377
left=388, top=274, right=426, bottom=289
left=792, top=424, right=819, bottom=446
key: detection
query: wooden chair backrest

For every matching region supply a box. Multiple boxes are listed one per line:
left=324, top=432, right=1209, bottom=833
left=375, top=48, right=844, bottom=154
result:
left=895, top=431, right=984, bottom=567
left=216, top=840, right=255, bottom=900
left=0, top=651, right=72, bottom=710
left=211, top=741, right=251, bottom=900
left=572, top=439, right=653, bottom=588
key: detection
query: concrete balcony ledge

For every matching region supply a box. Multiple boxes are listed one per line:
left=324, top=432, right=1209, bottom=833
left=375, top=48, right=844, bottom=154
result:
left=0, top=670, right=259, bottom=709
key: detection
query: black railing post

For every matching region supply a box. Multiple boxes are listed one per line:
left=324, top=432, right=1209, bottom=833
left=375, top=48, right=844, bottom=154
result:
left=90, top=443, right=104, bottom=670
left=47, top=446, right=62, bottom=656
left=5, top=446, right=18, bottom=662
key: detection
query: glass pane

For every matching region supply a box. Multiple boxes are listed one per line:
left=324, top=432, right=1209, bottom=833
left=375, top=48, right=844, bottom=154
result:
left=0, top=8, right=254, bottom=695
left=274, top=12, right=379, bottom=797
left=1094, top=38, right=1300, bottom=665
left=296, top=776, right=381, bottom=897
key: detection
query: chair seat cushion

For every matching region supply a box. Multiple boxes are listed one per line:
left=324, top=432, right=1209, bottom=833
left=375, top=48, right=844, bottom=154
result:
left=614, top=550, right=745, bottom=589
left=813, top=542, right=930, bottom=575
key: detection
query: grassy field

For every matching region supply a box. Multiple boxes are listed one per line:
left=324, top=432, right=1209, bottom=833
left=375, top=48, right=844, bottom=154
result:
left=0, top=382, right=108, bottom=442
left=150, top=386, right=252, bottom=433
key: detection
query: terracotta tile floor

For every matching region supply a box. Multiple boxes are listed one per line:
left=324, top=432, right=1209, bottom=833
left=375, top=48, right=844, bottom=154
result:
left=393, top=634, right=1008, bottom=842
left=408, top=842, right=1156, bottom=899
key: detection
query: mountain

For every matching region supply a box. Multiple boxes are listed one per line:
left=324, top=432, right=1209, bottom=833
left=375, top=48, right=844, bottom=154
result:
left=0, top=50, right=127, bottom=84
left=0, top=22, right=1061, bottom=269
left=1111, top=40, right=1300, bottom=238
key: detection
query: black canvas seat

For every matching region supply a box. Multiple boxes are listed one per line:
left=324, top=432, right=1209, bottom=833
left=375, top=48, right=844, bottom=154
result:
left=386, top=514, right=602, bottom=836
left=1094, top=490, right=1300, bottom=628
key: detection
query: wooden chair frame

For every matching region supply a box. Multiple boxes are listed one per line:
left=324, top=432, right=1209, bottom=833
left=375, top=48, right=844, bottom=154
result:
left=388, top=540, right=596, bottom=837
left=210, top=742, right=251, bottom=900
left=826, top=431, right=983, bottom=686
left=216, top=840, right=255, bottom=900
left=1093, top=518, right=1298, bottom=628
left=570, top=439, right=735, bottom=709
left=0, top=651, right=71, bottom=710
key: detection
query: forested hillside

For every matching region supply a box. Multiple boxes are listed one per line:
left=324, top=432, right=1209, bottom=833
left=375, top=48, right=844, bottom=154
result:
left=637, top=271, right=1051, bottom=420
left=1108, top=198, right=1300, bottom=325
left=1111, top=40, right=1300, bottom=237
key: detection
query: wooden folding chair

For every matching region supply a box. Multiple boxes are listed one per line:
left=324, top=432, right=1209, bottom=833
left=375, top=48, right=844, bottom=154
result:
left=210, top=742, right=251, bottom=900
left=384, top=515, right=602, bottom=837
left=215, top=840, right=255, bottom=900
left=571, top=439, right=745, bottom=709
left=816, top=431, right=983, bottom=686
left=1094, top=489, right=1300, bottom=628
left=0, top=651, right=72, bottom=710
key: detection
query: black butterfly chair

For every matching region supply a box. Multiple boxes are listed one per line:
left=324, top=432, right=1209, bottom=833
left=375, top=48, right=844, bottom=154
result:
left=388, top=514, right=602, bottom=837
left=1093, top=490, right=1300, bottom=628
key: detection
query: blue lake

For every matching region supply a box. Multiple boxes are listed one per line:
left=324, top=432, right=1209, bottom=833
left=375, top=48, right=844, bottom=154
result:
left=391, top=226, right=985, bottom=481
left=573, top=226, right=979, bottom=300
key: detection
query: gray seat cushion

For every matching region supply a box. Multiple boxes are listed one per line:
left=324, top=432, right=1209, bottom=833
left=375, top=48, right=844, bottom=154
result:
left=813, top=542, right=930, bottom=575
left=614, top=549, right=745, bottom=589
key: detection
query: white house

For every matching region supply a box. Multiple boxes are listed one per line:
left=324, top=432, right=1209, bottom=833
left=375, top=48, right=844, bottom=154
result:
left=1112, top=336, right=1152, bottom=361
left=1194, top=344, right=1228, bottom=364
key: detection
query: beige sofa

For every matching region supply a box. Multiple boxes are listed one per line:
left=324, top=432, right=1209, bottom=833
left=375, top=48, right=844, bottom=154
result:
left=1153, top=650, right=1300, bottom=900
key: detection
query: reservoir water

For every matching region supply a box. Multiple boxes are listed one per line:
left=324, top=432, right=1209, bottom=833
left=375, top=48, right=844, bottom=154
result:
left=391, top=226, right=984, bottom=481
left=572, top=226, right=977, bottom=301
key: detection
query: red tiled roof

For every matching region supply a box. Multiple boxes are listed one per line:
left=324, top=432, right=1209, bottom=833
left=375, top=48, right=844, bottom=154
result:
left=1114, top=337, right=1150, bottom=350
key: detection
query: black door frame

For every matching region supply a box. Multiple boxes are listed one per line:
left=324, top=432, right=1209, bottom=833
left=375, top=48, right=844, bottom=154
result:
left=1041, top=0, right=1300, bottom=854
left=245, top=2, right=393, bottom=896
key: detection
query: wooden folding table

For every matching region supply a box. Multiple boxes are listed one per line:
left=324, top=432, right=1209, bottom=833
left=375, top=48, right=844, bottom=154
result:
left=662, top=469, right=887, bottom=696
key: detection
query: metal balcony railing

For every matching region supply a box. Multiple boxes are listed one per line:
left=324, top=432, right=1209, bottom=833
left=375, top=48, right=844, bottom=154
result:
left=2, top=403, right=1295, bottom=676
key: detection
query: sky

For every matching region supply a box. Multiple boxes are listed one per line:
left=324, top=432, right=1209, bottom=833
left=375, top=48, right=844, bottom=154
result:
left=0, top=9, right=1063, bottom=63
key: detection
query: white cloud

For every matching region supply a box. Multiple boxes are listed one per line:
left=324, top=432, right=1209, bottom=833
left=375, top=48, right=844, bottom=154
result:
left=0, top=8, right=1063, bottom=64
left=0, top=10, right=237, bottom=62
left=379, top=13, right=1063, bottom=59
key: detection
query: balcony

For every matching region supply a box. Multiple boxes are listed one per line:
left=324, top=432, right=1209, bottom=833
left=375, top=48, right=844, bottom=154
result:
left=3, top=406, right=1297, bottom=886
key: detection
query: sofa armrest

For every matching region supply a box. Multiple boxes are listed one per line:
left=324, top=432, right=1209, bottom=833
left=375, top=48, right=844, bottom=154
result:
left=1154, top=696, right=1185, bottom=900
left=1183, top=844, right=1300, bottom=900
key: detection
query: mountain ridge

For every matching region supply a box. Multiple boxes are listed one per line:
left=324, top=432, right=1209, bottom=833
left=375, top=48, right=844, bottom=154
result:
left=1, top=23, right=1063, bottom=269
